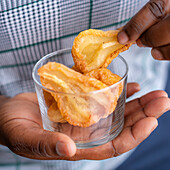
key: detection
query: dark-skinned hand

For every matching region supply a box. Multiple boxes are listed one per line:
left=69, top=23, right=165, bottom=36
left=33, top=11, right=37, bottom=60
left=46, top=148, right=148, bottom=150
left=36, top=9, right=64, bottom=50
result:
left=0, top=83, right=170, bottom=160
left=118, top=0, right=170, bottom=60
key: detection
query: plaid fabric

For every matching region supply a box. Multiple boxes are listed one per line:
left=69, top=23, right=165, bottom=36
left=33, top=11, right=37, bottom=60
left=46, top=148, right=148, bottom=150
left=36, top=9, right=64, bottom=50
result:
left=0, top=0, right=148, bottom=97
left=0, top=0, right=169, bottom=170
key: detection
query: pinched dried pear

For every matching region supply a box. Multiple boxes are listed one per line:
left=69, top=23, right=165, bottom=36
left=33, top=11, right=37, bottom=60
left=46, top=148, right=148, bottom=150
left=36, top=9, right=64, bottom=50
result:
left=72, top=29, right=132, bottom=73
left=48, top=102, right=67, bottom=123
left=38, top=62, right=115, bottom=127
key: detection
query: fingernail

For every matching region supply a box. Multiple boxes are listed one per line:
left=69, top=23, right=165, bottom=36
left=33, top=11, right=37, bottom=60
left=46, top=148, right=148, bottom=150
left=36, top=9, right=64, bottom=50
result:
left=56, top=142, right=76, bottom=157
left=151, top=49, right=164, bottom=60
left=151, top=121, right=158, bottom=132
left=118, top=31, right=129, bottom=44
left=56, top=142, right=67, bottom=156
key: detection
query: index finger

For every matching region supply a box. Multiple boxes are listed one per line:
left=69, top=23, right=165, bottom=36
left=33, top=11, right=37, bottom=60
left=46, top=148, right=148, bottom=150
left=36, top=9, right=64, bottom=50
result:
left=117, top=0, right=170, bottom=44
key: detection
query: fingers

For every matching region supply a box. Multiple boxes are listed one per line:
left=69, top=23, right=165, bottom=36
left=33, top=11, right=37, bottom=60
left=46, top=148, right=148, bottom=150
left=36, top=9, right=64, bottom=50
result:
left=138, top=15, right=170, bottom=48
left=125, top=90, right=168, bottom=116
left=126, top=83, right=140, bottom=98
left=125, top=96, right=170, bottom=127
left=144, top=97, right=170, bottom=117
left=117, top=0, right=170, bottom=44
left=112, top=117, right=158, bottom=155
left=74, top=142, right=114, bottom=160
left=151, top=45, right=170, bottom=60
left=1, top=94, right=77, bottom=160
left=1, top=97, right=42, bottom=125
left=7, top=121, right=76, bottom=159
left=79, top=93, right=170, bottom=159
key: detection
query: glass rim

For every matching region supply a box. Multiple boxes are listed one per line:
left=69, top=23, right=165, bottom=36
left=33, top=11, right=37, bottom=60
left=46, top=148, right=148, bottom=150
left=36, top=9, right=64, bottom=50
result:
left=32, top=48, right=128, bottom=95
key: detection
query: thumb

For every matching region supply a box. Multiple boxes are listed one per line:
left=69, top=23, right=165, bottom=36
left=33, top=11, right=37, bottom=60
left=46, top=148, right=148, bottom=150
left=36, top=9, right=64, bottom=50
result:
left=8, top=127, right=76, bottom=159
left=117, top=0, right=170, bottom=44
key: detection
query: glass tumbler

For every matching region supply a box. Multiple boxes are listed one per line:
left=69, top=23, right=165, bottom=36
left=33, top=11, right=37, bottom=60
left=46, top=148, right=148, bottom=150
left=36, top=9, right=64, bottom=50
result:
left=32, top=48, right=128, bottom=149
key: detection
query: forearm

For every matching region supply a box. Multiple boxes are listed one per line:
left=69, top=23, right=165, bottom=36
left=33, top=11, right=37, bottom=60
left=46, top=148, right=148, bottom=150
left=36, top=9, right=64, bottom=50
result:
left=0, top=95, right=10, bottom=146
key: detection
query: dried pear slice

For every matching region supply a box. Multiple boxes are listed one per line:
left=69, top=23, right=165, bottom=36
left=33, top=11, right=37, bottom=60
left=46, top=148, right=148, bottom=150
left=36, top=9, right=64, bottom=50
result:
left=48, top=102, right=67, bottom=123
left=85, top=68, right=121, bottom=86
left=43, top=90, right=66, bottom=123
left=72, top=65, right=82, bottom=73
left=43, top=90, right=55, bottom=107
left=85, top=68, right=123, bottom=114
left=72, top=29, right=132, bottom=73
left=85, top=68, right=123, bottom=96
left=38, top=62, right=115, bottom=127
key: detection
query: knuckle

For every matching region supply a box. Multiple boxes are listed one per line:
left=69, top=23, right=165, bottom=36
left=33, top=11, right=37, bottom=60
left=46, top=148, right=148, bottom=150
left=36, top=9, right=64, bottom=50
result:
left=129, top=19, right=144, bottom=34
left=33, top=132, right=54, bottom=157
left=148, top=0, right=167, bottom=20
left=10, top=132, right=53, bottom=158
left=34, top=140, right=52, bottom=157
left=124, top=19, right=144, bottom=39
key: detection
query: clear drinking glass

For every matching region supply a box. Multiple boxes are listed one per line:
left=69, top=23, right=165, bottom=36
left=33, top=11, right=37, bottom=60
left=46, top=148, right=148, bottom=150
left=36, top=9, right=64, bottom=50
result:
left=32, top=48, right=128, bottom=149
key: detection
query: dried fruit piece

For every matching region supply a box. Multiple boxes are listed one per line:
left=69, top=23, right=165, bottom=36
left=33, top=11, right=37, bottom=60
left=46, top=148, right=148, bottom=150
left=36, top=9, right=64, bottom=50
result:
left=43, top=90, right=66, bottom=123
left=85, top=68, right=123, bottom=96
left=72, top=29, right=132, bottom=73
left=43, top=90, right=55, bottom=107
left=38, top=62, right=115, bottom=127
left=85, top=68, right=123, bottom=114
left=48, top=102, right=66, bottom=123
left=72, top=65, right=82, bottom=73
left=85, top=68, right=121, bottom=86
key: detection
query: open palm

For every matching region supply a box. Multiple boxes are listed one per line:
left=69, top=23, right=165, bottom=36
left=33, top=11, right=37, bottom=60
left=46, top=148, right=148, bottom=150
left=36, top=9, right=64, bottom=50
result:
left=0, top=83, right=169, bottom=160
